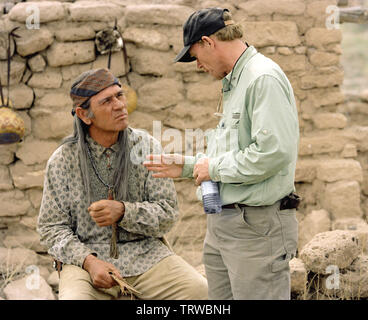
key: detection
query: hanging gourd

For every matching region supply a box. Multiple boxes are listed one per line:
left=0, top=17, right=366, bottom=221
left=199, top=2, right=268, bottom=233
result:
left=121, top=83, right=137, bottom=114
left=95, top=19, right=137, bottom=114
left=0, top=27, right=25, bottom=145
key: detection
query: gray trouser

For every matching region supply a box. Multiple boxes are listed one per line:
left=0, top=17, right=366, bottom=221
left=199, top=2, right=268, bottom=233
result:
left=203, top=201, right=298, bottom=300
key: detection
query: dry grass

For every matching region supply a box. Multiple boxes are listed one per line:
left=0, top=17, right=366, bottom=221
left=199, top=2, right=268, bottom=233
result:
left=0, top=248, right=30, bottom=296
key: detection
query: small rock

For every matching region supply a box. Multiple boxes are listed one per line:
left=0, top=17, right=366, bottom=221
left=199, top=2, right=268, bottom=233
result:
left=47, top=41, right=95, bottom=67
left=322, top=255, right=368, bottom=299
left=9, top=1, right=65, bottom=23
left=47, top=271, right=59, bottom=287
left=0, top=59, right=26, bottom=86
left=2, top=84, right=34, bottom=109
left=360, top=89, right=368, bottom=102
left=0, top=166, right=13, bottom=191
left=4, top=275, right=55, bottom=300
left=28, top=68, right=63, bottom=89
left=300, top=230, right=361, bottom=274
left=15, top=28, right=54, bottom=57
left=290, top=258, right=307, bottom=293
left=28, top=55, right=46, bottom=73
left=38, top=265, right=51, bottom=281
left=0, top=247, right=38, bottom=275
left=0, top=189, right=31, bottom=217
left=332, top=218, right=368, bottom=254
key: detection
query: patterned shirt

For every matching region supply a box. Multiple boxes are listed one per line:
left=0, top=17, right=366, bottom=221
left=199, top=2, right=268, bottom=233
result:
left=37, top=127, right=178, bottom=277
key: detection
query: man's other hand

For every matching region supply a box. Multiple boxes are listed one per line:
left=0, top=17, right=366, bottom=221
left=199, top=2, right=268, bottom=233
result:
left=193, top=157, right=211, bottom=185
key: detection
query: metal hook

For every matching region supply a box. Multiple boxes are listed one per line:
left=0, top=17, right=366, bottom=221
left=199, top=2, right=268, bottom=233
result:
left=5, top=27, right=21, bottom=108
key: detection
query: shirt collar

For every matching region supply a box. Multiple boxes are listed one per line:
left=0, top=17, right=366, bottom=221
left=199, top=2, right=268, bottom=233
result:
left=222, top=45, right=258, bottom=91
left=85, top=133, right=119, bottom=158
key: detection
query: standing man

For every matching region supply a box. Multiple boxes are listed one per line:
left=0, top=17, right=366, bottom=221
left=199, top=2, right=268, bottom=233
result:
left=37, top=68, right=207, bottom=300
left=144, top=8, right=300, bottom=299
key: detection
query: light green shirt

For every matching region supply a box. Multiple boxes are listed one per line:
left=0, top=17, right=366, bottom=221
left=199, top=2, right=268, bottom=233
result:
left=182, top=46, right=299, bottom=206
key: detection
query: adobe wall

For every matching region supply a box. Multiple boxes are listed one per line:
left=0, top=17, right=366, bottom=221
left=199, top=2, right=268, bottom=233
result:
left=0, top=0, right=367, bottom=280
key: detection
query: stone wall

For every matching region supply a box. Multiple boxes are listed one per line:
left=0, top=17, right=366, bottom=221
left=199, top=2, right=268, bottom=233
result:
left=0, top=0, right=367, bottom=299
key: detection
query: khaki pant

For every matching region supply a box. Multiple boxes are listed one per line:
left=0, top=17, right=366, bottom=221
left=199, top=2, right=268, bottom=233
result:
left=203, top=202, right=298, bottom=300
left=58, top=254, right=208, bottom=300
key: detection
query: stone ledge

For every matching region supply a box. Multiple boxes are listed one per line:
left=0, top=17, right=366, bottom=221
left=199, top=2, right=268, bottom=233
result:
left=69, top=2, right=124, bottom=22
left=9, top=1, right=66, bottom=23
left=239, top=0, right=306, bottom=16
left=123, top=27, right=170, bottom=52
left=241, top=21, right=301, bottom=47
left=47, top=41, right=95, bottom=67
left=323, top=180, right=362, bottom=219
left=28, top=68, right=63, bottom=89
left=305, top=28, right=342, bottom=49
left=15, top=28, right=54, bottom=57
left=15, top=137, right=58, bottom=166
left=312, top=113, right=347, bottom=129
left=0, top=189, right=31, bottom=217
left=125, top=5, right=193, bottom=26
left=9, top=161, right=45, bottom=190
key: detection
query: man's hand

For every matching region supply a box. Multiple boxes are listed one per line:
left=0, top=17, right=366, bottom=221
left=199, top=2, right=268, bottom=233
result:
left=83, top=254, right=123, bottom=289
left=143, top=154, right=184, bottom=178
left=193, top=157, right=211, bottom=185
left=88, top=200, right=125, bottom=227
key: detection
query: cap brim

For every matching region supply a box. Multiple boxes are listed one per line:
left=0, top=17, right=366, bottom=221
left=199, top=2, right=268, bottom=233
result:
left=174, top=44, right=196, bottom=63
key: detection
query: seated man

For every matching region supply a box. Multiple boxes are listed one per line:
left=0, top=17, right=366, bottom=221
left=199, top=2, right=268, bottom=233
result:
left=37, top=68, right=207, bottom=300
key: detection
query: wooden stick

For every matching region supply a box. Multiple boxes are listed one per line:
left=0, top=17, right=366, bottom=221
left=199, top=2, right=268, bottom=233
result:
left=339, top=6, right=368, bottom=23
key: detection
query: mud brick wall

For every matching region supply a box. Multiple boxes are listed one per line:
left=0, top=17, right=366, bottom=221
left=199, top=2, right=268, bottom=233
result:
left=0, top=0, right=367, bottom=269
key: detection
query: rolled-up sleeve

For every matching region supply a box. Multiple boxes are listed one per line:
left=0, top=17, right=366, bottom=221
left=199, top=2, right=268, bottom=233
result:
left=209, top=75, right=298, bottom=184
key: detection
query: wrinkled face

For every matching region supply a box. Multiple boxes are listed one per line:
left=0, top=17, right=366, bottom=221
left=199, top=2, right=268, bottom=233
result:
left=88, top=84, right=128, bottom=134
left=189, top=41, right=226, bottom=80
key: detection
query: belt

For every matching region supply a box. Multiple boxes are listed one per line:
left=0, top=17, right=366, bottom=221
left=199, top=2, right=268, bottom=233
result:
left=222, top=193, right=301, bottom=211
left=222, top=203, right=249, bottom=209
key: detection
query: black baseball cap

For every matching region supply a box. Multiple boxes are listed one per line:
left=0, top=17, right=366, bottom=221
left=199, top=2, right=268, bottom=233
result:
left=174, top=8, right=231, bottom=63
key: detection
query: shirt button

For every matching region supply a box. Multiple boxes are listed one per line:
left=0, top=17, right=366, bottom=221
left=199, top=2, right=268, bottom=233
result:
left=263, top=129, right=268, bottom=135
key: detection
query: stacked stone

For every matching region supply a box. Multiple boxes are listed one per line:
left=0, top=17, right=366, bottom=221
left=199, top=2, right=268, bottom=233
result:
left=0, top=0, right=127, bottom=299
left=290, top=225, right=368, bottom=299
left=0, top=0, right=367, bottom=299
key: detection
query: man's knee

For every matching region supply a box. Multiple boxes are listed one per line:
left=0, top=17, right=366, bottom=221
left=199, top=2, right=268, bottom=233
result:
left=59, top=288, right=96, bottom=300
left=58, top=264, right=113, bottom=300
left=181, top=276, right=208, bottom=300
